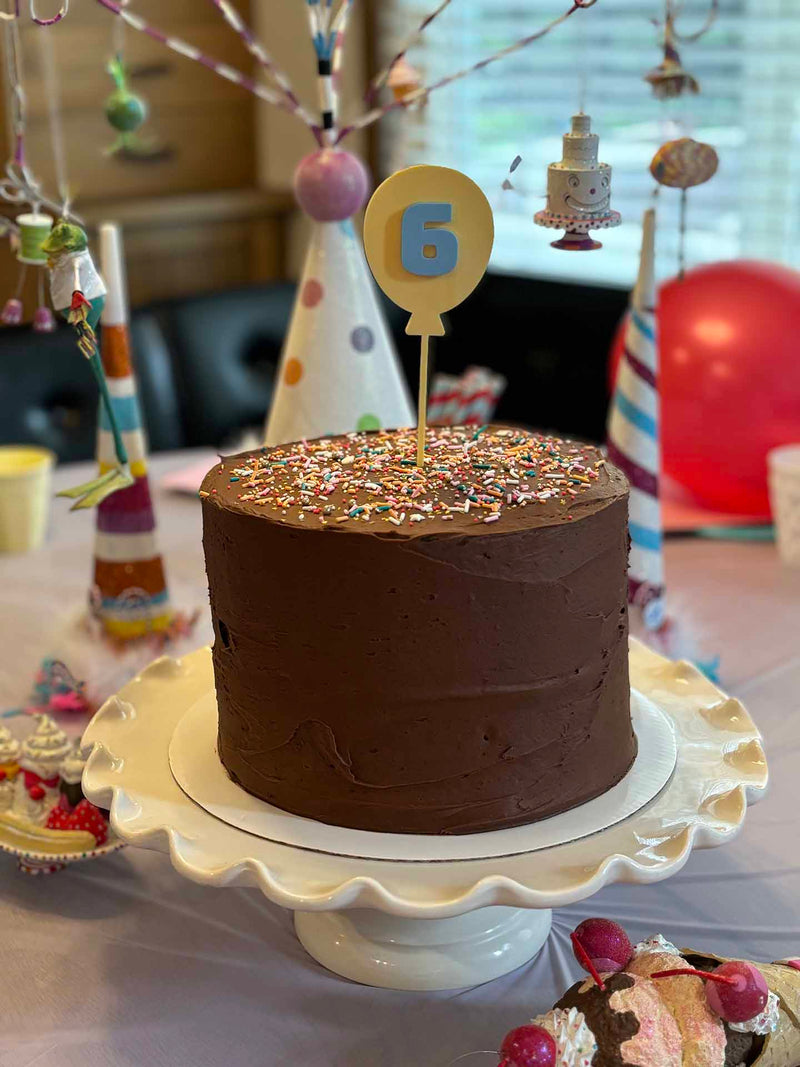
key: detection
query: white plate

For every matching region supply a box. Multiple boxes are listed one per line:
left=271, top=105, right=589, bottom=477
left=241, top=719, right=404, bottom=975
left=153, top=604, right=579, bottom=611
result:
left=168, top=689, right=677, bottom=863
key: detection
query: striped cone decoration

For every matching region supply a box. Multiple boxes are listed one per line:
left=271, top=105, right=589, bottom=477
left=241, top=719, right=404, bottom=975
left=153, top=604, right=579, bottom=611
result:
left=93, top=222, right=172, bottom=640
left=265, top=219, right=414, bottom=445
left=607, top=208, right=665, bottom=630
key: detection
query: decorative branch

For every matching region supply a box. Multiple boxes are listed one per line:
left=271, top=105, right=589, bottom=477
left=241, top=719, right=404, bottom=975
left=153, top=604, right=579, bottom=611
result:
left=92, top=0, right=323, bottom=143
left=207, top=0, right=316, bottom=126
left=336, top=0, right=600, bottom=144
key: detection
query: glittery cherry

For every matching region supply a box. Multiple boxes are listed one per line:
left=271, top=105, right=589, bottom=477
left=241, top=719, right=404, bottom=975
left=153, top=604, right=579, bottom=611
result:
left=498, top=1025, right=556, bottom=1067
left=704, top=961, right=769, bottom=1023
left=572, top=918, right=633, bottom=975
left=28, top=784, right=45, bottom=801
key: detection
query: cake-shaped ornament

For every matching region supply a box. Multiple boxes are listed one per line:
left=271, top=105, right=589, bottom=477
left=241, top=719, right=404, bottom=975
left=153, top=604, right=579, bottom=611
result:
left=534, top=113, right=621, bottom=251
left=16, top=716, right=71, bottom=825
left=0, top=727, right=21, bottom=813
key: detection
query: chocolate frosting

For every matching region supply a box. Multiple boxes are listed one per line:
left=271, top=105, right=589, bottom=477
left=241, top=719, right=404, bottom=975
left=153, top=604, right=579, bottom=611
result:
left=556, top=974, right=640, bottom=1067
left=201, top=426, right=636, bottom=834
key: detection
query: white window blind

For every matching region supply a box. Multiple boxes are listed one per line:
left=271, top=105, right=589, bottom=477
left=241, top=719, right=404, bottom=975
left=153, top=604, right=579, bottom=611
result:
left=377, top=0, right=800, bottom=287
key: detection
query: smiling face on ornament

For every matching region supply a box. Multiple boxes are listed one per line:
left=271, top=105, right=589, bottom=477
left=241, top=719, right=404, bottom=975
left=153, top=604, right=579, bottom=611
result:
left=564, top=168, right=610, bottom=215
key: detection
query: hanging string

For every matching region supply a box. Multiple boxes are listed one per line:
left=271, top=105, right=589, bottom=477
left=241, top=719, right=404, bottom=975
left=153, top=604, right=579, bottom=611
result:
left=37, top=22, right=71, bottom=217
left=678, top=186, right=687, bottom=280
left=3, top=18, right=27, bottom=170
left=365, top=0, right=453, bottom=105
left=112, top=0, right=125, bottom=55
left=336, top=0, right=600, bottom=144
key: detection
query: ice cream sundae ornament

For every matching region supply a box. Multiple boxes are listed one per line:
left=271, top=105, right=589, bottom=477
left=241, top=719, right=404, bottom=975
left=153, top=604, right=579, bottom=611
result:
left=488, top=918, right=800, bottom=1067
left=534, top=113, right=621, bottom=251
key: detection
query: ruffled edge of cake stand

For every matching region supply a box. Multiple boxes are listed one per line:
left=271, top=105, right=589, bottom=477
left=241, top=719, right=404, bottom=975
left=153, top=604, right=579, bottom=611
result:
left=81, top=641, right=768, bottom=919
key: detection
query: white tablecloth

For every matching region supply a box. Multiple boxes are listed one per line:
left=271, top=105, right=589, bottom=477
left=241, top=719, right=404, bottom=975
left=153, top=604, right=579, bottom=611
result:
left=2, top=453, right=799, bottom=1067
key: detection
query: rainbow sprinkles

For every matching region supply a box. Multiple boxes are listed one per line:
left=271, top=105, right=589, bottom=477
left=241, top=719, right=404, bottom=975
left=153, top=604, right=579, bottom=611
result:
left=204, top=426, right=606, bottom=530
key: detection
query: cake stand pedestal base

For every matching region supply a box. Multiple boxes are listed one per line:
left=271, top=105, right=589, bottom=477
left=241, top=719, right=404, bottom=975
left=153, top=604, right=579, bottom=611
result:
left=294, top=906, right=552, bottom=991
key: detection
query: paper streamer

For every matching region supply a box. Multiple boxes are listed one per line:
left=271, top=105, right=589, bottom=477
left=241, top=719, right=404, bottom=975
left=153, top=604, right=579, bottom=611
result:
left=607, top=208, right=665, bottom=629
left=93, top=222, right=172, bottom=640
left=264, top=219, right=414, bottom=446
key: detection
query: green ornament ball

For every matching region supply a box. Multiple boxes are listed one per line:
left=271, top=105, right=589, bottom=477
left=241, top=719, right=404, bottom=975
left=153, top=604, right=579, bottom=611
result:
left=105, top=89, right=148, bottom=133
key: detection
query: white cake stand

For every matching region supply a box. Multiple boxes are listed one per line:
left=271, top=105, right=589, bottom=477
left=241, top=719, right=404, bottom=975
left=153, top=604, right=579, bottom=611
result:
left=82, top=639, right=767, bottom=991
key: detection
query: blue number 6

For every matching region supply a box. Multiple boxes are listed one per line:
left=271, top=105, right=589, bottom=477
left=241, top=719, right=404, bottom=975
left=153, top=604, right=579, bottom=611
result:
left=401, top=202, right=458, bottom=277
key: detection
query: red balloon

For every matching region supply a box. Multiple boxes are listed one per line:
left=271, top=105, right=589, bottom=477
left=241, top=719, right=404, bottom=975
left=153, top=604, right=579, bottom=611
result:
left=609, top=260, right=800, bottom=517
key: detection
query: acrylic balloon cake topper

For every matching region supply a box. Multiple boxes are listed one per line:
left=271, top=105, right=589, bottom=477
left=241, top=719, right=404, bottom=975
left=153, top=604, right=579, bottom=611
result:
left=364, top=164, right=494, bottom=466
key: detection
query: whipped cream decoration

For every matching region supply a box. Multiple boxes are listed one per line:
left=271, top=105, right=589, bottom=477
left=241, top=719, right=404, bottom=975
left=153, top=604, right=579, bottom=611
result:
left=531, top=1007, right=596, bottom=1067
left=59, top=743, right=87, bottom=785
left=0, top=726, right=20, bottom=765
left=728, top=991, right=780, bottom=1036
left=634, top=934, right=681, bottom=957
left=20, top=715, right=71, bottom=771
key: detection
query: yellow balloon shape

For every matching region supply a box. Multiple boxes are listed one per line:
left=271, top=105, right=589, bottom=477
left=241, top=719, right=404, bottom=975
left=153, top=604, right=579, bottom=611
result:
left=364, top=165, right=494, bottom=337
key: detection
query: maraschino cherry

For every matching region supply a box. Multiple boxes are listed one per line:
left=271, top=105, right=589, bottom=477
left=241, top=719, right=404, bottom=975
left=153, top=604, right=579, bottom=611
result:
left=498, top=1025, right=556, bottom=1067
left=704, top=961, right=769, bottom=1023
left=572, top=918, right=633, bottom=977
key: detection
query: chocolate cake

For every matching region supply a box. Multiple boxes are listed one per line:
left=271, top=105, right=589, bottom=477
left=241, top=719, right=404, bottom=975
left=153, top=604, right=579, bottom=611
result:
left=200, top=425, right=635, bottom=835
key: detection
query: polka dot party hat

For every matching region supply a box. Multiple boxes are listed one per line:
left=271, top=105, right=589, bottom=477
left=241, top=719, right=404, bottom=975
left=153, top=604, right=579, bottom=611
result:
left=265, top=220, right=414, bottom=445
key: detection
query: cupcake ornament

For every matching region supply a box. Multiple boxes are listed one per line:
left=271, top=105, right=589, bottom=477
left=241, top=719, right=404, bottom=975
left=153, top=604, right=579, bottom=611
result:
left=0, top=727, right=21, bottom=813
left=17, top=715, right=71, bottom=823
left=534, top=113, right=621, bottom=251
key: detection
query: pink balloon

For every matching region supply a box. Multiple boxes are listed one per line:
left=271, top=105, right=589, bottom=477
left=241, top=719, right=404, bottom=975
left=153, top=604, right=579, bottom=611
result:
left=610, top=260, right=800, bottom=517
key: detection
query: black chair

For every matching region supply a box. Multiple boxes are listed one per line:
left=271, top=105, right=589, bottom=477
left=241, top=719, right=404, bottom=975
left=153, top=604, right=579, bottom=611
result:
left=0, top=276, right=626, bottom=461
left=0, top=320, right=182, bottom=462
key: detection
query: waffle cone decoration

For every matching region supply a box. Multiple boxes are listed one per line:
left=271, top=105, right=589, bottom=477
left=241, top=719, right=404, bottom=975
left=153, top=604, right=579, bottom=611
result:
left=681, top=952, right=800, bottom=1067
left=92, top=222, right=172, bottom=640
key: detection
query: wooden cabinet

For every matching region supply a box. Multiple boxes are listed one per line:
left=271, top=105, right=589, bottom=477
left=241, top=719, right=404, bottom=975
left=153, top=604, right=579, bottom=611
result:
left=0, top=0, right=293, bottom=311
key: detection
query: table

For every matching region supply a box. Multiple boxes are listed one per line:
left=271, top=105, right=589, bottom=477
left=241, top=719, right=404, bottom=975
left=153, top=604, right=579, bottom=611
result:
left=2, top=453, right=799, bottom=1067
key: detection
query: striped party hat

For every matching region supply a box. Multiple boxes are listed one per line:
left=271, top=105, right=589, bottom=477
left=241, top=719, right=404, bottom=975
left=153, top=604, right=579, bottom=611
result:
left=92, top=222, right=172, bottom=640
left=607, top=208, right=665, bottom=630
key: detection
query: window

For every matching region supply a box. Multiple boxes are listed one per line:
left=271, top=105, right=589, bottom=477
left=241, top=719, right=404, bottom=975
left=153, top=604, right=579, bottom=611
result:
left=378, top=0, right=800, bottom=287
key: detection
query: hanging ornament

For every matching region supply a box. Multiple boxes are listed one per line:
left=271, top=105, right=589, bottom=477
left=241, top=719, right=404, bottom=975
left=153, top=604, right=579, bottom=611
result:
left=387, top=57, right=422, bottom=103
left=534, top=113, right=621, bottom=251
left=644, top=12, right=699, bottom=100
left=650, top=137, right=718, bottom=278
left=1, top=296, right=23, bottom=325
left=104, top=54, right=148, bottom=155
left=42, top=220, right=134, bottom=508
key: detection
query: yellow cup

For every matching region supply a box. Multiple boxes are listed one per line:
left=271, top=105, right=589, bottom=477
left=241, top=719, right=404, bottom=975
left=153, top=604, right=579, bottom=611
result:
left=0, top=446, right=55, bottom=553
